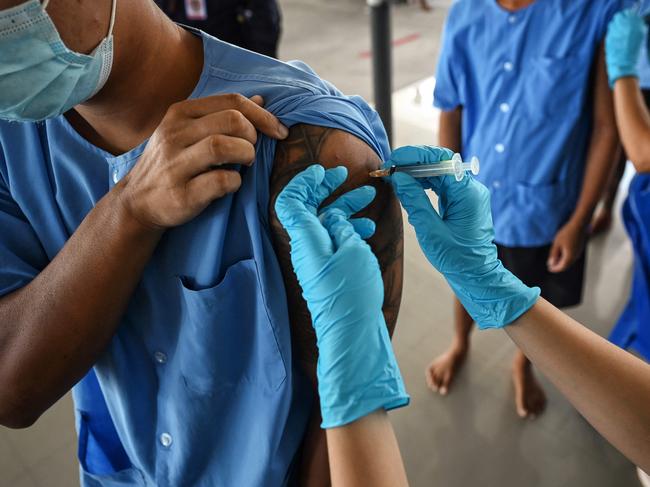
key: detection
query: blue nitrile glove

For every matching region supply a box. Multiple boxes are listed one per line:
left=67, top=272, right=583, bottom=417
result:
left=606, top=9, right=648, bottom=87
left=275, top=165, right=409, bottom=428
left=388, top=145, right=540, bottom=329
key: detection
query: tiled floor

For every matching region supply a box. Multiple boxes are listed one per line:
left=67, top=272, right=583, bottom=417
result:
left=0, top=1, right=643, bottom=486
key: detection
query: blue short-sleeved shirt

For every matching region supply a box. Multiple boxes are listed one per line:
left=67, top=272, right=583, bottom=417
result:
left=434, top=0, right=623, bottom=247
left=0, top=31, right=390, bottom=486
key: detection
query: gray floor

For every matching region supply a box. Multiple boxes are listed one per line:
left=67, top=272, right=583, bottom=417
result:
left=0, top=1, right=642, bottom=486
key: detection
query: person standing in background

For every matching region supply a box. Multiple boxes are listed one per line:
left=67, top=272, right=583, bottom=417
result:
left=428, top=0, right=621, bottom=419
left=591, top=5, right=650, bottom=235
left=157, top=0, right=282, bottom=58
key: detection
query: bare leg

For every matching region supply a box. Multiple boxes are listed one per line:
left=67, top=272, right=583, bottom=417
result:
left=512, top=350, right=547, bottom=419
left=425, top=298, right=473, bottom=395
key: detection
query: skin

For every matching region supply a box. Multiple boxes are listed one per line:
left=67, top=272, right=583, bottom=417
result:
left=0, top=0, right=292, bottom=429
left=327, top=410, right=408, bottom=487
left=506, top=298, right=650, bottom=473
left=269, top=124, right=404, bottom=486
left=613, top=77, right=650, bottom=172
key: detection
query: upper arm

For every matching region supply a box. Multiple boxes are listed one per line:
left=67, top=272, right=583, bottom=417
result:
left=269, top=124, right=404, bottom=373
left=438, top=107, right=463, bottom=153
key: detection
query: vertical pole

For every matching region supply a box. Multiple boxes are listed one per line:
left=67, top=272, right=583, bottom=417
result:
left=368, top=0, right=393, bottom=145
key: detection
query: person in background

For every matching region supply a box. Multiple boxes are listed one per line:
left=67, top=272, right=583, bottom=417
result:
left=429, top=0, right=621, bottom=419
left=157, top=0, right=281, bottom=58
left=591, top=6, right=650, bottom=235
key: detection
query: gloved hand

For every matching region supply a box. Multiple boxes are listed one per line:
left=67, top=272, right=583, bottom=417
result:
left=389, top=145, right=540, bottom=329
left=275, top=165, right=409, bottom=428
left=606, top=9, right=648, bottom=87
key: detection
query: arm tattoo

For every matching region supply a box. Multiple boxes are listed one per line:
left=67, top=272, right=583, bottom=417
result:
left=269, top=124, right=404, bottom=379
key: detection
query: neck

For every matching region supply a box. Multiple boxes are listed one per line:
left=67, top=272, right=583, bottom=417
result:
left=497, top=0, right=536, bottom=11
left=69, top=4, right=204, bottom=155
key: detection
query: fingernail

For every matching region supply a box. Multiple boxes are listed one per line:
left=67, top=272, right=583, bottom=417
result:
left=279, top=124, right=289, bottom=138
left=440, top=387, right=447, bottom=396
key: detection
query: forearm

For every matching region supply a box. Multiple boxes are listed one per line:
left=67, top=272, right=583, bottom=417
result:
left=614, top=77, right=650, bottom=171
left=506, top=299, right=650, bottom=471
left=327, top=410, right=408, bottom=487
left=569, top=120, right=618, bottom=226
left=0, top=185, right=162, bottom=427
left=438, top=108, right=462, bottom=153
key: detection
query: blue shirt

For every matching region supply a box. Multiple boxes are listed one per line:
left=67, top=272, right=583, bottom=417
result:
left=434, top=0, right=623, bottom=247
left=0, top=31, right=390, bottom=486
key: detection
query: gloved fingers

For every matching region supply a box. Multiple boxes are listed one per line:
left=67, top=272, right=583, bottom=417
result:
left=387, top=145, right=454, bottom=166
left=391, top=172, right=445, bottom=237
left=315, top=166, right=349, bottom=205
left=274, top=164, right=326, bottom=224
left=320, top=209, right=366, bottom=251
left=349, top=217, right=376, bottom=239
left=275, top=165, right=336, bottom=258
left=321, top=185, right=376, bottom=218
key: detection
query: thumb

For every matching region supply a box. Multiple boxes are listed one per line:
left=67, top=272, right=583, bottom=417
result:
left=391, top=172, right=445, bottom=240
left=547, top=240, right=565, bottom=273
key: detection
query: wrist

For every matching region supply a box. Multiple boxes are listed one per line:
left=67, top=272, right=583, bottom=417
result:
left=109, top=183, right=166, bottom=242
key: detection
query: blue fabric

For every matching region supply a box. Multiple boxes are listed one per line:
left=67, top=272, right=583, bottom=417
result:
left=609, top=174, right=650, bottom=361
left=0, top=30, right=390, bottom=486
left=434, top=0, right=624, bottom=246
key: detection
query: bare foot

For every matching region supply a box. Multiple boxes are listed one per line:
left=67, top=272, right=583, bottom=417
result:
left=512, top=354, right=547, bottom=419
left=425, top=343, right=467, bottom=396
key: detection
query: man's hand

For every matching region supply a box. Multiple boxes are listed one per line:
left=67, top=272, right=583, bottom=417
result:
left=547, top=220, right=586, bottom=273
left=119, top=94, right=289, bottom=230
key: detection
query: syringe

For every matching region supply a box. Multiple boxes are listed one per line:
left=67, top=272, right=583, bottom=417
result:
left=369, top=153, right=480, bottom=182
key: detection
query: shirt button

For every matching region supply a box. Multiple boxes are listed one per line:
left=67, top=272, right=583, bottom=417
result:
left=493, top=181, right=502, bottom=189
left=495, top=143, right=505, bottom=153
left=160, top=433, right=173, bottom=448
left=508, top=15, right=517, bottom=24
left=154, top=351, right=167, bottom=364
left=503, top=61, right=514, bottom=72
left=500, top=103, right=510, bottom=113
left=112, top=170, right=119, bottom=184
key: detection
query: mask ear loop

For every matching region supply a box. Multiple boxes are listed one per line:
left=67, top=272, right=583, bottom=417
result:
left=41, top=0, right=116, bottom=37
left=107, top=0, right=117, bottom=37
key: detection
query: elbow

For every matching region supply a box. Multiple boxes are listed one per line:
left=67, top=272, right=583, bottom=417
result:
left=625, top=145, right=650, bottom=173
left=0, top=371, right=42, bottom=429
left=0, top=398, right=41, bottom=429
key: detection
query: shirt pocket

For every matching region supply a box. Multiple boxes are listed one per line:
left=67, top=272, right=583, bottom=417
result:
left=176, top=258, right=287, bottom=395
left=525, top=54, right=587, bottom=120
left=514, top=179, right=574, bottom=237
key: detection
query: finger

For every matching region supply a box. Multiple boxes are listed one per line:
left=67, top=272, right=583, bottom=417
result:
left=182, top=135, right=256, bottom=177
left=321, top=185, right=376, bottom=217
left=514, top=383, right=528, bottom=418
left=275, top=166, right=335, bottom=265
left=179, top=109, right=259, bottom=146
left=349, top=218, right=376, bottom=239
left=250, top=95, right=264, bottom=106
left=320, top=209, right=366, bottom=251
left=425, top=367, right=438, bottom=392
left=391, top=172, right=444, bottom=238
left=387, top=145, right=455, bottom=167
left=185, top=169, right=242, bottom=208
left=178, top=93, right=289, bottom=140
left=275, top=165, right=326, bottom=225
left=315, top=167, right=348, bottom=205
left=547, top=243, right=568, bottom=273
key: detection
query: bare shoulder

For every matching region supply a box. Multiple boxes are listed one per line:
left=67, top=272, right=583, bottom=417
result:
left=269, top=123, right=404, bottom=371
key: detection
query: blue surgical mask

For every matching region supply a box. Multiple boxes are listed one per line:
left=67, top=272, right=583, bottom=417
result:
left=0, top=0, right=117, bottom=122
